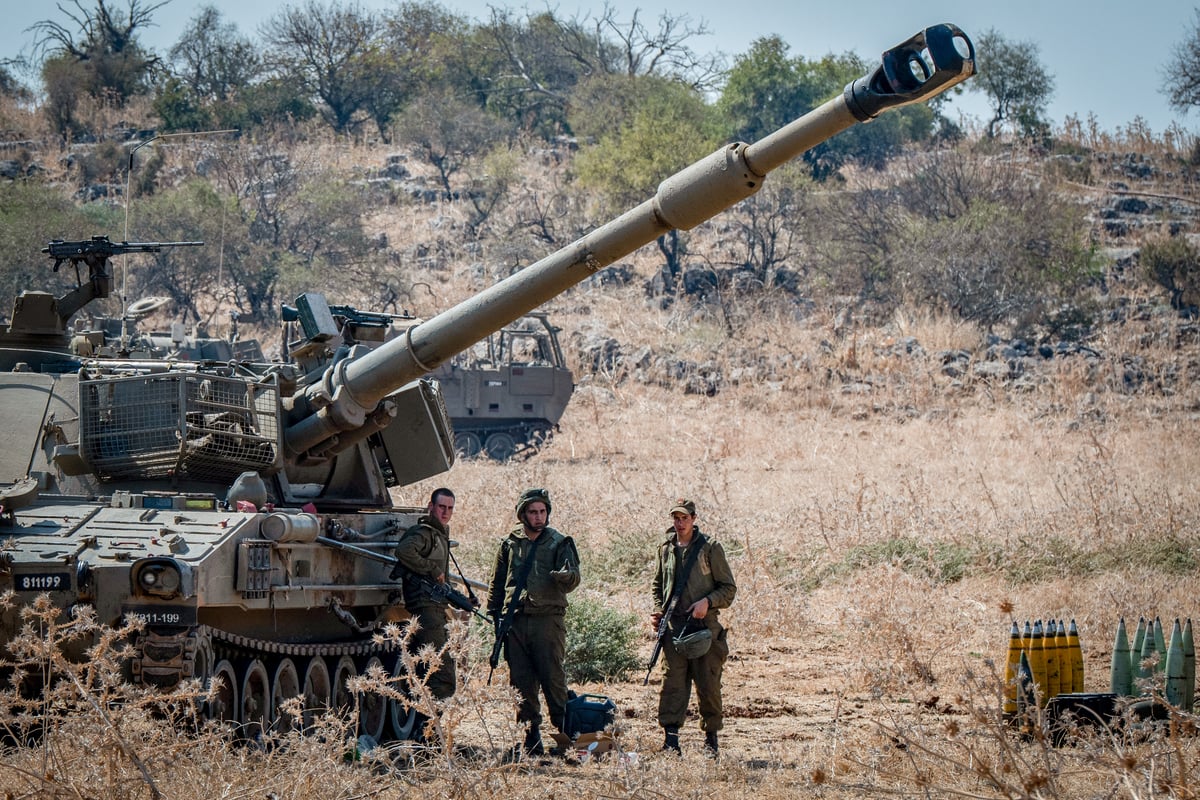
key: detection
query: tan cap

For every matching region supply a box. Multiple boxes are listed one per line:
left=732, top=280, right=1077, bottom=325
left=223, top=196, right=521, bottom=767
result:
left=669, top=498, right=696, bottom=516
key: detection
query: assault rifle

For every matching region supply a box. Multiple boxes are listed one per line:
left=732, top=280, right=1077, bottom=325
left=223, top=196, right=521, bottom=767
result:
left=487, top=537, right=542, bottom=684
left=411, top=573, right=489, bottom=622
left=314, top=534, right=487, bottom=622
left=644, top=540, right=703, bottom=685
left=488, top=605, right=515, bottom=685
left=644, top=592, right=682, bottom=685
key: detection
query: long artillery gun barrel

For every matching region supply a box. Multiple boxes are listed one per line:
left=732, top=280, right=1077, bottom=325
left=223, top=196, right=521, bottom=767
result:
left=284, top=24, right=975, bottom=459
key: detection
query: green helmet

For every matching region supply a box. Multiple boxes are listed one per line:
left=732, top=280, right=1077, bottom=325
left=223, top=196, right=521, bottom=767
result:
left=671, top=627, right=712, bottom=659
left=515, top=487, right=552, bottom=518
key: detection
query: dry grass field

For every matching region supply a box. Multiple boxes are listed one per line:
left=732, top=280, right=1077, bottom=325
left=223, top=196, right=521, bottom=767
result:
left=4, top=134, right=1200, bottom=797
left=414, top=297, right=1200, bottom=798
left=6, top=307, right=1197, bottom=798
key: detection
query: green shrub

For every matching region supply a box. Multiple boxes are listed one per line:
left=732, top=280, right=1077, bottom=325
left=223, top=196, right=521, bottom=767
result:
left=584, top=528, right=655, bottom=585
left=565, top=594, right=642, bottom=683
left=1141, top=235, right=1200, bottom=310
left=840, top=536, right=977, bottom=584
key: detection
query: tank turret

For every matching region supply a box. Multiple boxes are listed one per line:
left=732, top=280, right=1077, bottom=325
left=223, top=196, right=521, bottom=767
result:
left=0, top=24, right=974, bottom=740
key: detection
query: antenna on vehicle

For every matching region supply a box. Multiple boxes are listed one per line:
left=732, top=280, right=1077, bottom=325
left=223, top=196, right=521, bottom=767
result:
left=122, top=129, right=238, bottom=320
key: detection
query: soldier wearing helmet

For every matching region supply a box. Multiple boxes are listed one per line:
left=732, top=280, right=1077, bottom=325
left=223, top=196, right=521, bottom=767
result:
left=487, top=487, right=581, bottom=758
left=651, top=498, right=737, bottom=758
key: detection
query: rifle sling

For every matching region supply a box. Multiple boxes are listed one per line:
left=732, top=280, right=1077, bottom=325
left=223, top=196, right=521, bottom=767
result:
left=662, top=536, right=704, bottom=620
left=500, top=535, right=542, bottom=623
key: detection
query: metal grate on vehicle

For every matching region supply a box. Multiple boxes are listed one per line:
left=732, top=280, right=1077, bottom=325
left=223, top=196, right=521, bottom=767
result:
left=79, top=371, right=280, bottom=481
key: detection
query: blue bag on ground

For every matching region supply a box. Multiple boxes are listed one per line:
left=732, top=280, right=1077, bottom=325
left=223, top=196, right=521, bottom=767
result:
left=564, top=690, right=616, bottom=738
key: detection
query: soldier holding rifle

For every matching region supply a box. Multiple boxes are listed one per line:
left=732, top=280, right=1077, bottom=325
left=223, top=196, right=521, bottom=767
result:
left=651, top=498, right=737, bottom=757
left=487, top=488, right=580, bottom=758
left=390, top=487, right=464, bottom=743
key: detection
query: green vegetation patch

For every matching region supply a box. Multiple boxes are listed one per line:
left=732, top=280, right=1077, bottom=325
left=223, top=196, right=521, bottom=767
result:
left=565, top=594, right=643, bottom=683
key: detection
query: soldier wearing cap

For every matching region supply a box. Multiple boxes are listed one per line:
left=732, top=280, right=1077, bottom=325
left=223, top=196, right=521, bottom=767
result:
left=651, top=498, right=737, bottom=757
left=487, top=487, right=581, bottom=757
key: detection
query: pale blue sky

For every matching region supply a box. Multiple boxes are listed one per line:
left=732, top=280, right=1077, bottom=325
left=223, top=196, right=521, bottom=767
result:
left=4, top=0, right=1197, bottom=134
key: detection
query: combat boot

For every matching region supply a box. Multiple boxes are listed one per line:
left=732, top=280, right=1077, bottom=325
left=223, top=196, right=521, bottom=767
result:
left=703, top=731, right=719, bottom=759
left=523, top=724, right=545, bottom=757
left=662, top=726, right=681, bottom=754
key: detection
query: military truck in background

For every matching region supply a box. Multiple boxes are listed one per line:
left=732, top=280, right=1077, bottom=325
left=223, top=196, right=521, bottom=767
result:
left=431, top=312, right=574, bottom=461
left=280, top=305, right=575, bottom=461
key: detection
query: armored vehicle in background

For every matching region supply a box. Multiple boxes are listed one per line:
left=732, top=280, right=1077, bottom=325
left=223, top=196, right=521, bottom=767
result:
left=0, top=238, right=203, bottom=373
left=280, top=305, right=574, bottom=461
left=433, top=312, right=573, bottom=461
left=0, top=24, right=975, bottom=742
left=122, top=305, right=266, bottom=363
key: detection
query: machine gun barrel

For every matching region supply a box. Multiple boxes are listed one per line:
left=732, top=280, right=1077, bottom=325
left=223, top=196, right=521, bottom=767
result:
left=43, top=236, right=204, bottom=263
left=284, top=24, right=975, bottom=457
left=40, top=236, right=205, bottom=320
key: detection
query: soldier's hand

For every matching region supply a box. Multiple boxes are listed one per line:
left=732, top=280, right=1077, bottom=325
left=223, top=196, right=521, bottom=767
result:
left=550, top=566, right=574, bottom=585
left=651, top=612, right=663, bottom=629
left=687, top=597, right=711, bottom=619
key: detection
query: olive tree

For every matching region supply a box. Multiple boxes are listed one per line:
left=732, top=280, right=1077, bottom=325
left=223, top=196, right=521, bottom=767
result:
left=572, top=76, right=720, bottom=288
left=362, top=1, right=471, bottom=141
left=468, top=5, right=721, bottom=138
left=260, top=0, right=383, bottom=134
left=393, top=90, right=504, bottom=193
left=718, top=37, right=933, bottom=181
left=970, top=28, right=1055, bottom=140
left=32, top=0, right=165, bottom=137
left=156, top=6, right=267, bottom=131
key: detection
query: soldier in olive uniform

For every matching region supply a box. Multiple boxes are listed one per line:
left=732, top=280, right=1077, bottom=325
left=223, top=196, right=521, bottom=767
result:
left=487, top=488, right=581, bottom=756
left=390, top=487, right=457, bottom=741
left=651, top=498, right=737, bottom=757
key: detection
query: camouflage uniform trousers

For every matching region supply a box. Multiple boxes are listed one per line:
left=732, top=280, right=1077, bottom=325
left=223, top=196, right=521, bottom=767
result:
left=505, top=611, right=568, bottom=732
left=657, top=621, right=730, bottom=732
left=406, top=604, right=456, bottom=701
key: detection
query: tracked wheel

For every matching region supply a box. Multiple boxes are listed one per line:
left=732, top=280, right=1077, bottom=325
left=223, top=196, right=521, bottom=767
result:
left=357, top=655, right=388, bottom=743
left=301, top=657, right=332, bottom=731
left=331, top=655, right=358, bottom=713
left=454, top=431, right=483, bottom=459
left=240, top=659, right=271, bottom=741
left=271, top=658, right=301, bottom=734
left=209, top=659, right=239, bottom=726
left=387, top=657, right=417, bottom=740
left=484, top=432, right=517, bottom=461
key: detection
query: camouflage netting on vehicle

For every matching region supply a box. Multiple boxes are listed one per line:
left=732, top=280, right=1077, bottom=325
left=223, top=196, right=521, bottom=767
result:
left=79, top=370, right=279, bottom=481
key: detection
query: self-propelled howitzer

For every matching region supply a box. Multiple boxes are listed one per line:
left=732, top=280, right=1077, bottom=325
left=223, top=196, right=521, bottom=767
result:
left=0, top=24, right=974, bottom=742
